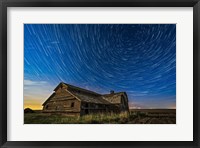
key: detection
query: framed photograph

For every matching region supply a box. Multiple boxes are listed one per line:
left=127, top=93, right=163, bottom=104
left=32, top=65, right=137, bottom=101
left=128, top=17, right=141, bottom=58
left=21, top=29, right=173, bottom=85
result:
left=0, top=0, right=199, bottom=147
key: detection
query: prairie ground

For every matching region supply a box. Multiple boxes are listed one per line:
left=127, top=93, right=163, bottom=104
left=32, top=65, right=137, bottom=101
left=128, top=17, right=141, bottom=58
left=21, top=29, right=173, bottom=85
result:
left=24, top=109, right=176, bottom=124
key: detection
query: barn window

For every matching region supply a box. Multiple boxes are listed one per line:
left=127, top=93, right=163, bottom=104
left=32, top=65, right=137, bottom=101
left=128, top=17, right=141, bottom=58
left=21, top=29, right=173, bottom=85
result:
left=46, top=105, right=49, bottom=109
left=71, top=102, right=75, bottom=107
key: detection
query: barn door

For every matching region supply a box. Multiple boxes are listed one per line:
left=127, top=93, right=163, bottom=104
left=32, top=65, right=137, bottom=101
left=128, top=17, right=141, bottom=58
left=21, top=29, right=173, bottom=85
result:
left=85, top=103, right=89, bottom=114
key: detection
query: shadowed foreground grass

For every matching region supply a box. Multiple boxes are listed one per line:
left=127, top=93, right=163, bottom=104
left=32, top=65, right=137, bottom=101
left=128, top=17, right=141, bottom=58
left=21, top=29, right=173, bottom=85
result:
left=24, top=110, right=176, bottom=124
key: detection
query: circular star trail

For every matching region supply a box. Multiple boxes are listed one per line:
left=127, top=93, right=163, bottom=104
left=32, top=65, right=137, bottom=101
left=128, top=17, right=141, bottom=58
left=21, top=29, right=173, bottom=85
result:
left=24, top=24, right=176, bottom=108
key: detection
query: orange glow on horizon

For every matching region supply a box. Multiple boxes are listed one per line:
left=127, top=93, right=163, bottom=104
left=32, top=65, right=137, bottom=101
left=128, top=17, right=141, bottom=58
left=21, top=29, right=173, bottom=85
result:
left=24, top=104, right=43, bottom=110
left=24, top=97, right=44, bottom=110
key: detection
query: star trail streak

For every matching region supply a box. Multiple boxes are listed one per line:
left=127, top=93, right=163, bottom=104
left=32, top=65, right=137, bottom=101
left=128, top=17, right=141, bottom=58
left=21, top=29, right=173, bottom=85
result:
left=24, top=24, right=176, bottom=109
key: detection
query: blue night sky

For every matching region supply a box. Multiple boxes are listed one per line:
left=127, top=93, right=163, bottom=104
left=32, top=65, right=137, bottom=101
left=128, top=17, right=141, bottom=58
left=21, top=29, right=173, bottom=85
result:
left=24, top=24, right=176, bottom=109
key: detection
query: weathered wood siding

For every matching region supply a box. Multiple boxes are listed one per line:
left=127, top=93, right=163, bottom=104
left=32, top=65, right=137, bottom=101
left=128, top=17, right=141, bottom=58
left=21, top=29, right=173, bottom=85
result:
left=43, top=87, right=81, bottom=115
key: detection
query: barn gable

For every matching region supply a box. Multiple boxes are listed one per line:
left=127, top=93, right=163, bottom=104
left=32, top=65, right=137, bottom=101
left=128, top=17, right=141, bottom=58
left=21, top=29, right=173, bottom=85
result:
left=102, top=92, right=128, bottom=104
left=42, top=86, right=79, bottom=106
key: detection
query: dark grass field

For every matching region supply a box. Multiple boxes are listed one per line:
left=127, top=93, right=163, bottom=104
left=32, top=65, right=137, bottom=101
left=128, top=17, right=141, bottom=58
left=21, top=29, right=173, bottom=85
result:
left=128, top=109, right=176, bottom=124
left=24, top=109, right=176, bottom=124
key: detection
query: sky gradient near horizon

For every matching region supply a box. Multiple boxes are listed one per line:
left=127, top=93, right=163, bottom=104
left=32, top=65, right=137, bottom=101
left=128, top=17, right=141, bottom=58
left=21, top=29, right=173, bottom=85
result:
left=24, top=24, right=176, bottom=110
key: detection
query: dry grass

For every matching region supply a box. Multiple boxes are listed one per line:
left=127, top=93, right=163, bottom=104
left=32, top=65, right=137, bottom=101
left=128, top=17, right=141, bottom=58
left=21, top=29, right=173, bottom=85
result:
left=24, top=112, right=130, bottom=124
left=24, top=110, right=176, bottom=124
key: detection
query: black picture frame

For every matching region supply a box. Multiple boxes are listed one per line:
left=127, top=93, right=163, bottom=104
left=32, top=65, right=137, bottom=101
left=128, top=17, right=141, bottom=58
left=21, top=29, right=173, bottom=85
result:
left=0, top=0, right=199, bottom=147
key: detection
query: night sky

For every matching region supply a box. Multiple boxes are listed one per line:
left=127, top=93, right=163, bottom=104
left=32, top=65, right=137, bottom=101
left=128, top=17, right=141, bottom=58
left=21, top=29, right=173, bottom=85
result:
left=24, top=24, right=176, bottom=109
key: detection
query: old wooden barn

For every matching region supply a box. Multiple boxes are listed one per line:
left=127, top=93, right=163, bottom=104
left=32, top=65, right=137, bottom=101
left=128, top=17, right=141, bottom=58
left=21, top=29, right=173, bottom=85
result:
left=42, top=82, right=129, bottom=116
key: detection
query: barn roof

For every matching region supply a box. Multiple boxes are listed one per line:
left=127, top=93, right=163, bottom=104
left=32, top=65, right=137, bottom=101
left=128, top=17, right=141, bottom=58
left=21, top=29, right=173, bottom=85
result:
left=42, top=92, right=56, bottom=106
left=54, top=82, right=101, bottom=96
left=68, top=89, right=111, bottom=104
left=42, top=82, right=127, bottom=105
left=102, top=92, right=127, bottom=104
left=103, top=92, right=127, bottom=97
